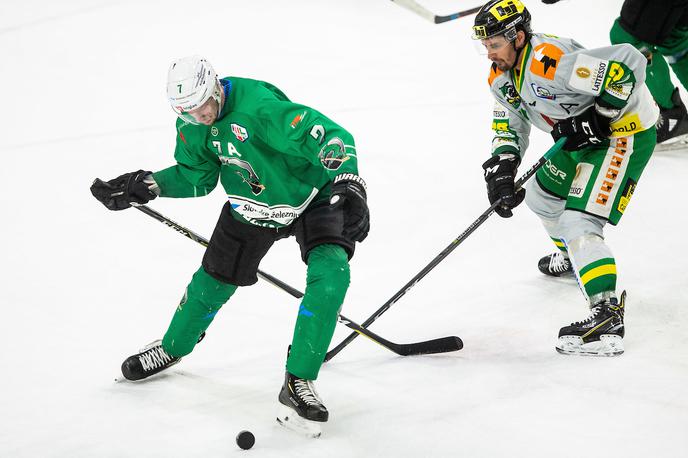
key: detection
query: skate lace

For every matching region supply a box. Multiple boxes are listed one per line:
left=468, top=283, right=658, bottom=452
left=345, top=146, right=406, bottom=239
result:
left=572, top=305, right=602, bottom=326
left=655, top=114, right=666, bottom=130
left=293, top=379, right=323, bottom=407
left=139, top=346, right=174, bottom=371
left=548, top=253, right=570, bottom=273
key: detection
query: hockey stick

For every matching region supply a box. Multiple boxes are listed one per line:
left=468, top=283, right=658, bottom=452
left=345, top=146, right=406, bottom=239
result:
left=133, top=204, right=463, bottom=357
left=324, top=138, right=567, bottom=362
left=391, top=0, right=482, bottom=24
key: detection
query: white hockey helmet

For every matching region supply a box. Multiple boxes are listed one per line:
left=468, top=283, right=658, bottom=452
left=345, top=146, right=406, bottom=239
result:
left=167, top=55, right=222, bottom=124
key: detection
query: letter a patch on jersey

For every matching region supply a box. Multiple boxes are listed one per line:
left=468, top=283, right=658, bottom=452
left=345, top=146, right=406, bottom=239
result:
left=530, top=43, right=564, bottom=80
left=230, top=123, right=249, bottom=142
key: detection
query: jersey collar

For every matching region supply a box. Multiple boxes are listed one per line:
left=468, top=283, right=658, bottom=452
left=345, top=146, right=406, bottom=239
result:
left=512, top=41, right=532, bottom=94
left=218, top=78, right=233, bottom=120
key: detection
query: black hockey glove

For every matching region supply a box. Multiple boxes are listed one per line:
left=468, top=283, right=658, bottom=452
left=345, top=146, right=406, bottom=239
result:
left=90, top=170, right=157, bottom=211
left=482, top=153, right=525, bottom=218
left=330, top=173, right=370, bottom=242
left=551, top=105, right=613, bottom=151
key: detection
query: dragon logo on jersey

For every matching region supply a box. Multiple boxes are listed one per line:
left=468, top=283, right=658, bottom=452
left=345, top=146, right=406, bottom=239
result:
left=319, top=137, right=350, bottom=170
left=218, top=156, right=266, bottom=195
left=230, top=123, right=249, bottom=142
left=499, top=82, right=521, bottom=109
left=604, top=62, right=633, bottom=101
left=530, top=43, right=564, bottom=80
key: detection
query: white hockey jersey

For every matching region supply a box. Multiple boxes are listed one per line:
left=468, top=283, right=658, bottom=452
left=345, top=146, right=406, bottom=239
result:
left=488, top=33, right=659, bottom=157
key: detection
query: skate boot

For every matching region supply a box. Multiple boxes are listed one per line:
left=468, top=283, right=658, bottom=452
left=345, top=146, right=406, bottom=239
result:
left=121, top=339, right=181, bottom=381
left=556, top=290, right=626, bottom=356
left=538, top=252, right=573, bottom=277
left=276, top=372, right=328, bottom=438
left=655, top=88, right=688, bottom=148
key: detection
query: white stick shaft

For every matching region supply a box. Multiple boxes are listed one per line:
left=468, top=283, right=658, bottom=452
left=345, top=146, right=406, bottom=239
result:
left=390, top=0, right=436, bottom=22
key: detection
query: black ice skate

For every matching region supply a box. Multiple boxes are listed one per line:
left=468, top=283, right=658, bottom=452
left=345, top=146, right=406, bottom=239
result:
left=121, top=339, right=181, bottom=381
left=556, top=291, right=626, bottom=357
left=655, top=88, right=688, bottom=150
left=538, top=252, right=573, bottom=277
left=276, top=372, right=328, bottom=438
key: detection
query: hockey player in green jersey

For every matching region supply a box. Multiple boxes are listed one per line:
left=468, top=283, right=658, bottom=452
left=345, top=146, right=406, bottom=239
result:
left=90, top=56, right=370, bottom=437
left=472, top=1, right=658, bottom=356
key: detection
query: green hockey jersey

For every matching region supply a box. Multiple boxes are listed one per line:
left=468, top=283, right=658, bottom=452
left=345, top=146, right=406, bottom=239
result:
left=152, top=77, right=359, bottom=228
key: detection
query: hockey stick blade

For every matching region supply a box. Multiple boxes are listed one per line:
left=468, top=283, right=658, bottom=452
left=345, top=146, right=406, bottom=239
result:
left=336, top=315, right=462, bottom=360
left=366, top=335, right=463, bottom=357
left=397, top=335, right=463, bottom=356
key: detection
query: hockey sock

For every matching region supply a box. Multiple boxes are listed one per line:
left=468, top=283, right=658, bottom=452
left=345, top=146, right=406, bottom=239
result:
left=669, top=53, right=688, bottom=95
left=566, top=234, right=617, bottom=301
left=287, top=244, right=350, bottom=380
left=162, top=266, right=238, bottom=357
left=646, top=55, right=675, bottom=109
left=660, top=25, right=688, bottom=93
left=549, top=236, right=568, bottom=254
left=610, top=19, right=675, bottom=109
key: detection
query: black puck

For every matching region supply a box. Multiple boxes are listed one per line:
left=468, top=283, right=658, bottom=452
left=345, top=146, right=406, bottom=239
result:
left=236, top=430, right=255, bottom=450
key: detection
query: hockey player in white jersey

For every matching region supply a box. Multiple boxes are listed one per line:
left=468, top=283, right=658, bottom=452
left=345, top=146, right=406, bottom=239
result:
left=472, top=0, right=659, bottom=356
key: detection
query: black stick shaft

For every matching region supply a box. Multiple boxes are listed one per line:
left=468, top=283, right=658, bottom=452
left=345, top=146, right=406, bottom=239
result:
left=324, top=139, right=566, bottom=362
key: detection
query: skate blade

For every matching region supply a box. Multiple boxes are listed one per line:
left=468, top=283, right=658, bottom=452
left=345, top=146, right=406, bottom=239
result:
left=555, top=334, right=624, bottom=357
left=655, top=135, right=688, bottom=152
left=276, top=404, right=323, bottom=438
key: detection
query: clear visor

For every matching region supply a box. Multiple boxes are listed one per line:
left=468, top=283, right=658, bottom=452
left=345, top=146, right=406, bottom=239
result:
left=175, top=94, right=219, bottom=125
left=472, top=35, right=512, bottom=55
left=177, top=112, right=201, bottom=125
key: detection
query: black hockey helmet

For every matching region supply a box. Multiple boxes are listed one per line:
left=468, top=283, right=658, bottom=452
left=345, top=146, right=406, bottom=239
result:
left=472, top=0, right=532, bottom=42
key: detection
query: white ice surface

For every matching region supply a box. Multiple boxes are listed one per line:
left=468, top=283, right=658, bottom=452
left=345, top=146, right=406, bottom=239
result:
left=2, top=1, right=687, bottom=457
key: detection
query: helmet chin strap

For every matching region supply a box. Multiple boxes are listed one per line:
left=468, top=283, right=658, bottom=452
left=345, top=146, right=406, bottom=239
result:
left=510, top=31, right=529, bottom=71
left=212, top=80, right=224, bottom=118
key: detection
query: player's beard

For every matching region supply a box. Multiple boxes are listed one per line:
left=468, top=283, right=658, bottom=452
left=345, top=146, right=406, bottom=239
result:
left=492, top=55, right=516, bottom=72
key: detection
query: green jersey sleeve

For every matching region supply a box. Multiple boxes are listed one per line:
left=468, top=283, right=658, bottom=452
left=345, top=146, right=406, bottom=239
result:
left=152, top=121, right=221, bottom=198
left=258, top=100, right=359, bottom=179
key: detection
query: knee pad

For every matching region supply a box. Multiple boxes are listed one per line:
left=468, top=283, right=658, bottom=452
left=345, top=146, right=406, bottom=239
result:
left=186, top=266, right=238, bottom=313
left=162, top=267, right=238, bottom=357
left=305, top=244, right=350, bottom=309
left=557, top=210, right=606, bottom=246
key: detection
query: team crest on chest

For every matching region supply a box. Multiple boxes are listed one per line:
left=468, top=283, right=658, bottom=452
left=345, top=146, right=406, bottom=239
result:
left=230, top=123, right=249, bottom=142
left=499, top=82, right=522, bottom=109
